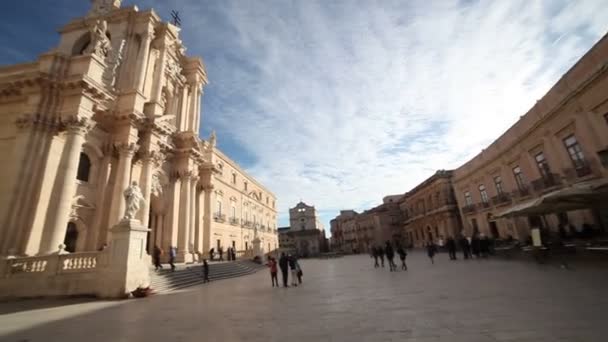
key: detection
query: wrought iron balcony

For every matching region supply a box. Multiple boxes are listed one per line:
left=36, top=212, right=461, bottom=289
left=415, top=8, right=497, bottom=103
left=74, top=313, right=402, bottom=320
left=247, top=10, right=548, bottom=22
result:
left=531, top=173, right=562, bottom=192
left=491, top=193, right=512, bottom=206
left=477, top=201, right=491, bottom=210
left=462, top=204, right=477, bottom=214
left=229, top=217, right=240, bottom=226
left=213, top=213, right=226, bottom=223
left=511, top=186, right=530, bottom=198
left=564, top=162, right=592, bottom=180
left=242, top=220, right=252, bottom=228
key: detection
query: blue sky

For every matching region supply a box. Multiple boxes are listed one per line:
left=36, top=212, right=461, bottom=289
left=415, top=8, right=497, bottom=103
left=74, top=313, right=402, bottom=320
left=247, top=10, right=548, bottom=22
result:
left=2, top=0, right=607, bottom=231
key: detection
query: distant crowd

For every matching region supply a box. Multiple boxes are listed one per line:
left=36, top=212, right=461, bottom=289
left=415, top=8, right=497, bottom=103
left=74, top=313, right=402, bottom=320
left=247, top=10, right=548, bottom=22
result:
left=370, top=233, right=498, bottom=270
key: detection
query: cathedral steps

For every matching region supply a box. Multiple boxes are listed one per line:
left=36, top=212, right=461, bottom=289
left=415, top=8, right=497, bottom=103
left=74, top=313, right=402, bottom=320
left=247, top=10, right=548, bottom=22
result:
left=149, top=260, right=266, bottom=293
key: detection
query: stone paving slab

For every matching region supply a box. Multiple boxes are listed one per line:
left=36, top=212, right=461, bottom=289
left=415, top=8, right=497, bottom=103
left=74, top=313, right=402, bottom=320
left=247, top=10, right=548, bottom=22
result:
left=1, top=252, right=607, bottom=341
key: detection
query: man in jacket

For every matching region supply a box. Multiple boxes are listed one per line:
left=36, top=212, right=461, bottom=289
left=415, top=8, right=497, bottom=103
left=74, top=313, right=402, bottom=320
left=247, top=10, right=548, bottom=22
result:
left=279, top=252, right=289, bottom=287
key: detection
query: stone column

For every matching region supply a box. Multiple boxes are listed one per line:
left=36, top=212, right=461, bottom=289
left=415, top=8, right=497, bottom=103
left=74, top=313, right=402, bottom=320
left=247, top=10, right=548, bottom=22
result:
left=177, top=172, right=192, bottom=262
left=40, top=119, right=91, bottom=254
left=138, top=151, right=154, bottom=226
left=202, top=186, right=213, bottom=256
left=187, top=84, right=197, bottom=132
left=194, top=185, right=204, bottom=256
left=108, top=143, right=138, bottom=227
left=135, top=31, right=155, bottom=92
left=167, top=177, right=181, bottom=248
left=189, top=177, right=198, bottom=260
left=86, top=151, right=112, bottom=251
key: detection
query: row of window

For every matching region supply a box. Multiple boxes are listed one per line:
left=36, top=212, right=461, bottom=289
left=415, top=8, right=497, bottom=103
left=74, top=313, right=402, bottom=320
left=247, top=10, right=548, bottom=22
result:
left=215, top=199, right=276, bottom=229
left=463, top=134, right=588, bottom=206
left=226, top=171, right=275, bottom=209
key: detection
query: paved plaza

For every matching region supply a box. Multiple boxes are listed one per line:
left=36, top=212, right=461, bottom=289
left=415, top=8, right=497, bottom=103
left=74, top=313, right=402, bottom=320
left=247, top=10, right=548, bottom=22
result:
left=1, top=252, right=608, bottom=342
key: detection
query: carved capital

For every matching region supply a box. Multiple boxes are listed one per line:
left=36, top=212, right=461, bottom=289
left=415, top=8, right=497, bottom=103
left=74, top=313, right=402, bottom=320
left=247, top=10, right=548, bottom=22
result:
left=115, top=142, right=139, bottom=157
left=65, top=117, right=93, bottom=136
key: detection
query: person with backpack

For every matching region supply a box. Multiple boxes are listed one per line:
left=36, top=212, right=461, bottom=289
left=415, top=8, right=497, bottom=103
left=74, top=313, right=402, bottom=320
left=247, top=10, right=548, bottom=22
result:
left=397, top=244, right=408, bottom=270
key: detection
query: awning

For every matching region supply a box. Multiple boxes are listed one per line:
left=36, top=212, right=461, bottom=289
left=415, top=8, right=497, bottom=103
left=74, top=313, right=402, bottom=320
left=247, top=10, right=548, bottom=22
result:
left=495, top=178, right=608, bottom=218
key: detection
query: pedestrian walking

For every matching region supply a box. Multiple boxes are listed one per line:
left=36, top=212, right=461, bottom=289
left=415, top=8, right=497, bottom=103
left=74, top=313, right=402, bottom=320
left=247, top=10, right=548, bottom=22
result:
left=169, top=246, right=177, bottom=272
left=372, top=246, right=380, bottom=268
left=397, top=245, right=408, bottom=270
left=153, top=245, right=163, bottom=271
left=202, top=259, right=210, bottom=283
left=480, top=234, right=490, bottom=258
left=279, top=252, right=289, bottom=287
left=267, top=257, right=279, bottom=287
left=426, top=241, right=437, bottom=264
left=471, top=234, right=481, bottom=258
left=385, top=241, right=396, bottom=272
left=289, top=255, right=298, bottom=287
left=295, top=259, right=303, bottom=285
left=378, top=245, right=385, bottom=268
left=218, top=246, right=224, bottom=261
left=459, top=236, right=471, bottom=259
left=209, top=248, right=215, bottom=261
left=446, top=237, right=457, bottom=260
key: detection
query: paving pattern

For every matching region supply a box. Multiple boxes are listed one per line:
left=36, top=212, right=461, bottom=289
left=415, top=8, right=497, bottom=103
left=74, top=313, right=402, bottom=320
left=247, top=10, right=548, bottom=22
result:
left=1, top=252, right=608, bottom=342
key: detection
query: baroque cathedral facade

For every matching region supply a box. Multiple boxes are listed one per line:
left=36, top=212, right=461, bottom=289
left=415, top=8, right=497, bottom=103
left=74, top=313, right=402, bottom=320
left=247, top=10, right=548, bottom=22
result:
left=0, top=0, right=278, bottom=263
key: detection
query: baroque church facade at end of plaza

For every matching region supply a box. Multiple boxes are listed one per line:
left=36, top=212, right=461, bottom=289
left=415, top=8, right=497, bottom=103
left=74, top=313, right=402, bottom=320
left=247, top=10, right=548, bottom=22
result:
left=0, top=0, right=278, bottom=263
left=278, top=202, right=328, bottom=257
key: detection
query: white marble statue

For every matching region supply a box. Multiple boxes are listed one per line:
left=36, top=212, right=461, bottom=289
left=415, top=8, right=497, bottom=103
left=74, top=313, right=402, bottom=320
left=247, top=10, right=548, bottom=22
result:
left=123, top=181, right=145, bottom=220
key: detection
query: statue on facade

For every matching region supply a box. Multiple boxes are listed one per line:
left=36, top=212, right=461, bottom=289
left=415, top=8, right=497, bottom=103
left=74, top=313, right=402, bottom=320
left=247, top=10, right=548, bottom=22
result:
left=85, top=19, right=111, bottom=57
left=209, top=130, right=217, bottom=148
left=88, top=0, right=122, bottom=17
left=123, top=181, right=145, bottom=220
left=103, top=39, right=126, bottom=88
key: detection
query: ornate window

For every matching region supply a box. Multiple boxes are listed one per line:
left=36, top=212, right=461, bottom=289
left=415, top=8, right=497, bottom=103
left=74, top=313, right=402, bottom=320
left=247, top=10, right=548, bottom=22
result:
left=563, top=135, right=586, bottom=169
left=512, top=166, right=526, bottom=190
left=494, top=176, right=504, bottom=195
left=77, top=153, right=91, bottom=182
left=464, top=191, right=473, bottom=206
left=478, top=184, right=489, bottom=203
left=535, top=152, right=551, bottom=178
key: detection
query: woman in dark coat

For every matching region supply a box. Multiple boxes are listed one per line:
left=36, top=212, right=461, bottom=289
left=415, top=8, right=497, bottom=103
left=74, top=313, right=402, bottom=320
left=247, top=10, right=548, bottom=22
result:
left=426, top=241, right=437, bottom=264
left=471, top=234, right=481, bottom=258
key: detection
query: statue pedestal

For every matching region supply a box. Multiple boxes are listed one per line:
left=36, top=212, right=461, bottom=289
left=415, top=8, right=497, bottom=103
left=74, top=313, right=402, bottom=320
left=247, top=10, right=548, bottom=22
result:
left=252, top=237, right=263, bottom=260
left=97, top=219, right=151, bottom=298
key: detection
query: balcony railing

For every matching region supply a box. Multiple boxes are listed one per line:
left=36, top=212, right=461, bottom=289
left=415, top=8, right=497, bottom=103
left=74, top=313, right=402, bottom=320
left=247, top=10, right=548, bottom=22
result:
left=213, top=213, right=226, bottom=223
left=242, top=220, right=253, bottom=228
left=477, top=201, right=491, bottom=210
left=491, top=193, right=511, bottom=206
left=531, top=173, right=562, bottom=192
left=462, top=204, right=476, bottom=214
left=564, top=162, right=593, bottom=180
left=229, top=217, right=240, bottom=226
left=511, top=186, right=530, bottom=198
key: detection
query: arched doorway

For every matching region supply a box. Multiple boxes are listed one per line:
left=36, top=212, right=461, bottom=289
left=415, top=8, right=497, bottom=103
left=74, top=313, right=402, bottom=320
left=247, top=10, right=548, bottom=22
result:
left=64, top=222, right=79, bottom=253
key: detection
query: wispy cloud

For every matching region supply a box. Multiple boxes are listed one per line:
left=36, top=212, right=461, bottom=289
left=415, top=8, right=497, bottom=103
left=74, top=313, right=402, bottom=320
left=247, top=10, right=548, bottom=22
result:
left=146, top=0, right=608, bottom=226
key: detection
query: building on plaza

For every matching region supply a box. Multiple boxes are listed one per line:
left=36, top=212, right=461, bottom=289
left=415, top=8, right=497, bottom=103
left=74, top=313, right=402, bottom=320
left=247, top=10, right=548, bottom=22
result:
left=281, top=202, right=327, bottom=257
left=452, top=33, right=608, bottom=240
left=330, top=196, right=405, bottom=253
left=277, top=226, right=294, bottom=250
left=400, top=170, right=462, bottom=247
left=0, top=0, right=278, bottom=262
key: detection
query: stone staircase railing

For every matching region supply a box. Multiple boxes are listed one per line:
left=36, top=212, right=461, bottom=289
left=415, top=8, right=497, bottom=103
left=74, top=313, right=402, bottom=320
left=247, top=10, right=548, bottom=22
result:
left=0, top=219, right=151, bottom=300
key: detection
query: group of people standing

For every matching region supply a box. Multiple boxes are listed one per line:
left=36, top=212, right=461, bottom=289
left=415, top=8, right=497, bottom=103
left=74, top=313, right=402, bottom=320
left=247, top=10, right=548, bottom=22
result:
left=445, top=234, right=493, bottom=260
left=372, top=241, right=408, bottom=271
left=267, top=253, right=303, bottom=287
left=208, top=246, right=237, bottom=261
